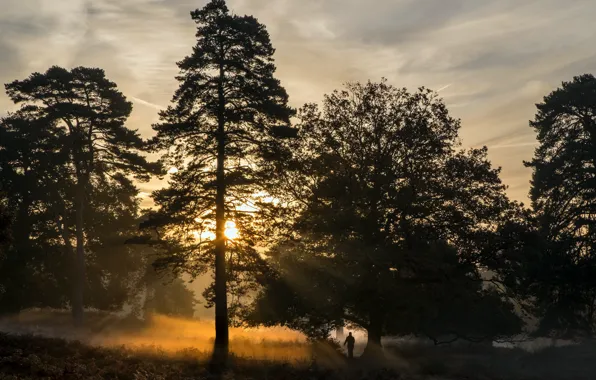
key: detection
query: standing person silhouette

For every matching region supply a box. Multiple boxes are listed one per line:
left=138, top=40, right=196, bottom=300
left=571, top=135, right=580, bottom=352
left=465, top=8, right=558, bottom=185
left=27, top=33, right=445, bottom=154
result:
left=344, top=332, right=355, bottom=359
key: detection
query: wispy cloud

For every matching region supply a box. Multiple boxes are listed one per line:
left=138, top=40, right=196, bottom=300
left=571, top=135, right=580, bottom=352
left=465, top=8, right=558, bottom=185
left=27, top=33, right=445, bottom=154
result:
left=130, top=96, right=165, bottom=111
left=437, top=84, right=453, bottom=93
left=484, top=142, right=540, bottom=150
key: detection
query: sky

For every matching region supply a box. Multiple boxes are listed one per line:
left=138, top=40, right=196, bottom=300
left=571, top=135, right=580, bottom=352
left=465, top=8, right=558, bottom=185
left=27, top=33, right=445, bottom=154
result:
left=1, top=0, right=596, bottom=204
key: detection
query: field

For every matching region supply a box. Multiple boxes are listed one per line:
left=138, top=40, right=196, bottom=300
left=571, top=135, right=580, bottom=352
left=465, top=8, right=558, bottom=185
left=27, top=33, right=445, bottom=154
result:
left=0, top=310, right=593, bottom=379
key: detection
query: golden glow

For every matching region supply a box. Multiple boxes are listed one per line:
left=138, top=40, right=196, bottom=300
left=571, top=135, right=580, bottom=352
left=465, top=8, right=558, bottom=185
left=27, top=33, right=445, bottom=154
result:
left=0, top=310, right=309, bottom=362
left=191, top=220, right=239, bottom=241
left=193, top=230, right=215, bottom=241
left=98, top=314, right=309, bottom=361
left=225, top=220, right=239, bottom=240
left=167, top=167, right=179, bottom=174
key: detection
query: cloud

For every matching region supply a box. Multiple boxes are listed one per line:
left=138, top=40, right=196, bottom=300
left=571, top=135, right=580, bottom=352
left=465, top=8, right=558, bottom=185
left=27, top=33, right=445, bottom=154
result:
left=486, top=142, right=539, bottom=150
left=1, top=0, right=596, bottom=202
left=436, top=84, right=453, bottom=93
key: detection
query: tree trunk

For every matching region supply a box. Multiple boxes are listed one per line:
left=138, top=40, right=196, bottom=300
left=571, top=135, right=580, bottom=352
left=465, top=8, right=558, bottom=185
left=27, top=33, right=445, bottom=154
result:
left=362, top=310, right=385, bottom=359
left=72, top=187, right=85, bottom=326
left=15, top=189, right=32, bottom=244
left=212, top=63, right=229, bottom=370
left=336, top=325, right=345, bottom=341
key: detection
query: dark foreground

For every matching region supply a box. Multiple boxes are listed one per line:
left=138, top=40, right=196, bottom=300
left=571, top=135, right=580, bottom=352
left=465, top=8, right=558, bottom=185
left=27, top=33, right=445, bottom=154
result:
left=0, top=333, right=398, bottom=380
left=0, top=333, right=594, bottom=379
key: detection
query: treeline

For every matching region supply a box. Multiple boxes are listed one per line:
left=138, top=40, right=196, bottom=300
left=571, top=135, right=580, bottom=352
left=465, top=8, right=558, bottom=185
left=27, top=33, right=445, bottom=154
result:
left=1, top=0, right=596, bottom=362
left=0, top=67, right=195, bottom=321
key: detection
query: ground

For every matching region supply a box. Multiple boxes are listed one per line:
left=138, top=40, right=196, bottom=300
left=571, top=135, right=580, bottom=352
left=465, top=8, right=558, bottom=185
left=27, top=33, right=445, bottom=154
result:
left=1, top=333, right=595, bottom=380
left=0, top=333, right=397, bottom=380
left=0, top=310, right=593, bottom=379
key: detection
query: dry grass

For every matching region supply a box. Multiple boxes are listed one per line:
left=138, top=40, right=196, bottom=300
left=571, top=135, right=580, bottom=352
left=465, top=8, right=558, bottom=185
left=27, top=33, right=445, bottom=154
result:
left=0, top=309, right=311, bottom=363
left=0, top=309, right=594, bottom=379
left=95, top=314, right=310, bottom=363
left=0, top=333, right=402, bottom=380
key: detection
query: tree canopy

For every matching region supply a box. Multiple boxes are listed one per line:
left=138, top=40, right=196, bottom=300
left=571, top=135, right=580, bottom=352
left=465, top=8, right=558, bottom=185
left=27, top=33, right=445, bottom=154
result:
left=2, top=66, right=160, bottom=322
left=525, top=74, right=596, bottom=337
left=248, top=80, right=522, bottom=354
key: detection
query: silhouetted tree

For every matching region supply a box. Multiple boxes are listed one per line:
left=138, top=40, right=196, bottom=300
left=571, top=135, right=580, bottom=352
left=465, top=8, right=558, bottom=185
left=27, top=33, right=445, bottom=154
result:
left=525, top=74, right=596, bottom=337
left=4, top=66, right=159, bottom=325
left=0, top=111, right=73, bottom=312
left=0, top=109, right=155, bottom=314
left=147, top=0, right=294, bottom=365
left=248, top=80, right=521, bottom=355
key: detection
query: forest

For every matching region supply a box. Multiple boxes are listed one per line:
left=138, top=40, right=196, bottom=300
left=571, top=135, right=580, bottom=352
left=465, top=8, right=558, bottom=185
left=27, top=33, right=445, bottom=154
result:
left=1, top=0, right=596, bottom=378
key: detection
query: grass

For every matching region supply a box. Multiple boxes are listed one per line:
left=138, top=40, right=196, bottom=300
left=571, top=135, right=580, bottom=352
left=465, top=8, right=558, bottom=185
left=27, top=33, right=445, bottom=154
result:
left=0, top=310, right=312, bottom=363
left=0, top=310, right=594, bottom=379
left=0, top=333, right=404, bottom=380
left=1, top=333, right=594, bottom=380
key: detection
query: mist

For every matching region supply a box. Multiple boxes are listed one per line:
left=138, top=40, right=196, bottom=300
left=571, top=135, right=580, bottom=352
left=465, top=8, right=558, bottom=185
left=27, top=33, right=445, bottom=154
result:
left=0, top=309, right=310, bottom=363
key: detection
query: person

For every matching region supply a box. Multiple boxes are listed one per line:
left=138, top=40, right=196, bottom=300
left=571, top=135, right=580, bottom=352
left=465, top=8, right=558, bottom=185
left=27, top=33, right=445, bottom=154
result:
left=343, top=332, right=355, bottom=359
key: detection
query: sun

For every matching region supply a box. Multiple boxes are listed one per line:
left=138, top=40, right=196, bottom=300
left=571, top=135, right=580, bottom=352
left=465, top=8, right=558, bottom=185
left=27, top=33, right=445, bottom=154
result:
left=224, top=221, right=239, bottom=240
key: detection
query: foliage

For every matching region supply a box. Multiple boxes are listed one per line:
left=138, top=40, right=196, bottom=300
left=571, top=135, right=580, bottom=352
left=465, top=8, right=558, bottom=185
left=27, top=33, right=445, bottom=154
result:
left=525, top=74, right=596, bottom=337
left=0, top=111, right=74, bottom=312
left=249, top=80, right=521, bottom=350
left=0, top=67, right=159, bottom=318
left=0, top=123, right=146, bottom=313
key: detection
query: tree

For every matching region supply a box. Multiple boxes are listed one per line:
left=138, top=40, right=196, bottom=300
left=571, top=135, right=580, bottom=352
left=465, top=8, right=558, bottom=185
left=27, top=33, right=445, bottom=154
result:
left=0, top=203, right=9, bottom=301
left=0, top=203, right=9, bottom=248
left=148, top=0, right=294, bottom=365
left=248, top=80, right=521, bottom=355
left=4, top=66, right=159, bottom=325
left=142, top=275, right=197, bottom=319
left=0, top=111, right=73, bottom=312
left=82, top=182, right=152, bottom=311
left=0, top=109, right=154, bottom=315
left=525, top=74, right=596, bottom=337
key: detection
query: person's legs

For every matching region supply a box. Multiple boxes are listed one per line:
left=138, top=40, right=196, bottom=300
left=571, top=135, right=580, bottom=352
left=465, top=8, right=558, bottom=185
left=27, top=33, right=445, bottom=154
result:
left=348, top=347, right=353, bottom=359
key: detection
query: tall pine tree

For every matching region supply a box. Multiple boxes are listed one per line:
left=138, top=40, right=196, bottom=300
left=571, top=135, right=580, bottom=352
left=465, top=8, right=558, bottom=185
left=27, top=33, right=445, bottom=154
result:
left=149, top=0, right=294, bottom=365
left=526, top=74, right=596, bottom=336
